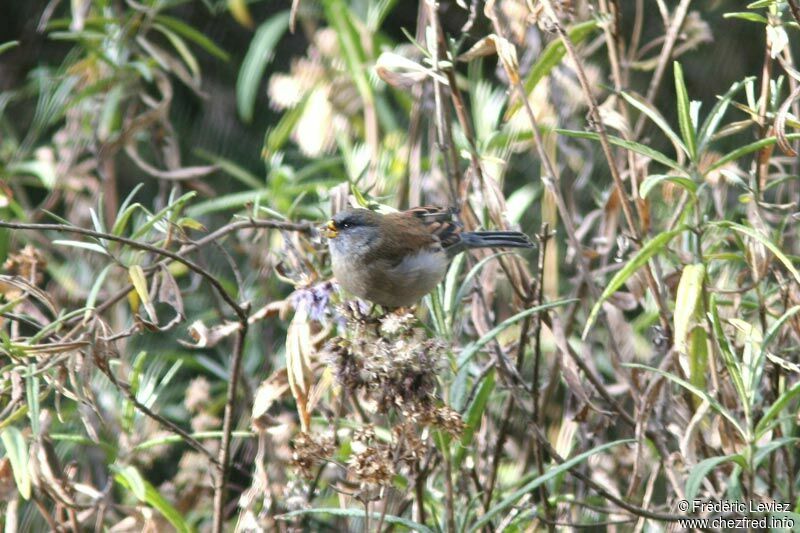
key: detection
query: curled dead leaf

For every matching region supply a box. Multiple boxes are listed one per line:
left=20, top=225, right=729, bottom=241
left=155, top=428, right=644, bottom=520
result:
left=458, top=34, right=520, bottom=85
left=181, top=320, right=242, bottom=348
left=775, top=84, right=800, bottom=157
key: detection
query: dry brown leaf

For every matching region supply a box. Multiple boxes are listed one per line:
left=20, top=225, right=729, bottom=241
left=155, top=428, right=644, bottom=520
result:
left=457, top=34, right=520, bottom=85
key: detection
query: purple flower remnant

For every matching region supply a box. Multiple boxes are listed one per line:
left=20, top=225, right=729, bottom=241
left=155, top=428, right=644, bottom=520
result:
left=290, top=281, right=336, bottom=323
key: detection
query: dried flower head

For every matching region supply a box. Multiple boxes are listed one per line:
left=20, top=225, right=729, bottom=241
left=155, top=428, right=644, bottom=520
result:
left=3, top=245, right=46, bottom=284
left=323, top=305, right=449, bottom=415
left=290, top=432, right=335, bottom=479
left=393, top=423, right=426, bottom=464
left=429, top=406, right=466, bottom=438
left=348, top=445, right=394, bottom=486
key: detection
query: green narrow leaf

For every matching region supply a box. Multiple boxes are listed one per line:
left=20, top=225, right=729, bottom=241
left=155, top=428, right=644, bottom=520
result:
left=349, top=181, right=370, bottom=208
left=153, top=15, right=230, bottom=61
left=0, top=427, right=30, bottom=499
left=673, top=264, right=708, bottom=397
left=459, top=299, right=576, bottom=368
left=760, top=306, right=800, bottom=363
left=442, top=252, right=465, bottom=331
left=452, top=251, right=514, bottom=319
left=620, top=91, right=687, bottom=157
left=557, top=129, right=683, bottom=172
left=698, top=78, right=753, bottom=151
left=112, top=203, right=144, bottom=236
left=26, top=367, right=40, bottom=436
left=755, top=381, right=800, bottom=438
left=710, top=221, right=800, bottom=286
left=264, top=95, right=307, bottom=156
left=707, top=134, right=800, bottom=173
left=131, top=191, right=196, bottom=239
left=83, top=264, right=113, bottom=322
left=186, top=189, right=275, bottom=217
left=688, top=326, right=708, bottom=397
left=639, top=174, right=697, bottom=199
left=322, top=0, right=373, bottom=106
left=469, top=439, right=633, bottom=532
left=236, top=11, right=291, bottom=122
left=754, top=437, right=799, bottom=467
left=673, top=62, right=697, bottom=160
left=583, top=228, right=685, bottom=339
left=708, top=295, right=748, bottom=412
left=278, top=508, right=434, bottom=533
left=53, top=240, right=109, bottom=256
left=723, top=12, right=769, bottom=23
left=114, top=183, right=144, bottom=222
left=0, top=41, right=19, bottom=55
left=6, top=161, right=57, bottom=189
left=97, top=84, right=123, bottom=141
left=194, top=149, right=262, bottom=189
left=123, top=351, right=148, bottom=432
left=454, top=368, right=495, bottom=468
left=626, top=363, right=747, bottom=439
left=686, top=455, right=746, bottom=501
left=506, top=21, right=598, bottom=118
left=152, top=23, right=201, bottom=80
left=112, top=464, right=146, bottom=500
left=114, top=472, right=191, bottom=532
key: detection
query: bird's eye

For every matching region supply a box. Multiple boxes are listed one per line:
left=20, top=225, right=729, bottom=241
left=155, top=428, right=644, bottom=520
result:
left=340, top=221, right=351, bottom=229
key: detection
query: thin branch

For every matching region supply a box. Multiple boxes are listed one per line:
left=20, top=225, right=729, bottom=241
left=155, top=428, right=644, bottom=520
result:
left=536, top=0, right=672, bottom=339
left=633, top=0, right=693, bottom=138
left=527, top=424, right=698, bottom=525
left=212, top=319, right=250, bottom=533
left=0, top=221, right=246, bottom=321
left=789, top=0, right=800, bottom=25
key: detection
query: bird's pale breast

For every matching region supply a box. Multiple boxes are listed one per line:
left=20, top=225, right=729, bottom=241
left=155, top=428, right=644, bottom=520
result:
left=332, top=246, right=448, bottom=307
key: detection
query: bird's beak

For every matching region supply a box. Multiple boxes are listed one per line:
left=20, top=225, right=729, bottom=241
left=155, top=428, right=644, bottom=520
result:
left=322, top=220, right=338, bottom=239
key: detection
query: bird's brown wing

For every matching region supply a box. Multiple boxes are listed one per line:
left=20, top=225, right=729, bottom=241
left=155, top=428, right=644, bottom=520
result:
left=361, top=209, right=439, bottom=267
left=402, top=206, right=463, bottom=249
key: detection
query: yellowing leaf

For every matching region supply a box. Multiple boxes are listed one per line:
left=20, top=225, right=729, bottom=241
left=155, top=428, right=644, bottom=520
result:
left=128, top=265, right=157, bottom=324
left=674, top=263, right=706, bottom=354
left=286, top=307, right=314, bottom=431
left=227, top=0, right=254, bottom=28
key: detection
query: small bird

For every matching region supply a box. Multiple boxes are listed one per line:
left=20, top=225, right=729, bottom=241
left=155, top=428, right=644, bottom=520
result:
left=323, top=206, right=534, bottom=307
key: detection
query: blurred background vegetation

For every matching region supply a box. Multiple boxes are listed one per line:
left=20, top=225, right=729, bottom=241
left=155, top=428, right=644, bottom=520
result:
left=0, top=0, right=799, bottom=531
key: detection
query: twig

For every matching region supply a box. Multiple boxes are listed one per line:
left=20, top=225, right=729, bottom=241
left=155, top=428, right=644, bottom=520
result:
left=0, top=221, right=246, bottom=321
left=536, top=0, right=673, bottom=340
left=442, top=433, right=456, bottom=533
left=483, top=395, right=513, bottom=515
left=788, top=0, right=800, bottom=25
left=530, top=224, right=553, bottom=528
left=426, top=0, right=461, bottom=197
left=97, top=362, right=222, bottom=468
left=527, top=423, right=698, bottom=525
left=633, top=0, right=693, bottom=138
left=60, top=218, right=314, bottom=329
left=212, top=319, right=250, bottom=533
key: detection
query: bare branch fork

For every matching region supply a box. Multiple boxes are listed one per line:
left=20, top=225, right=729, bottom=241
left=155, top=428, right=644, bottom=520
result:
left=0, top=218, right=314, bottom=532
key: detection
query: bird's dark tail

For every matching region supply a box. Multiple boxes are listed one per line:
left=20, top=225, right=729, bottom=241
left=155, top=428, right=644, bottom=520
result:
left=460, top=231, right=535, bottom=250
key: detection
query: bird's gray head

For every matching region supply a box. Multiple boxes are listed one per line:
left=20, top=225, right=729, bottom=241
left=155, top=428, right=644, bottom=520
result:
left=324, top=209, right=381, bottom=258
